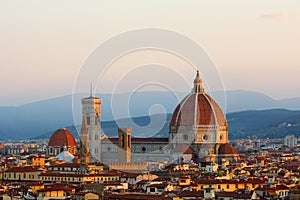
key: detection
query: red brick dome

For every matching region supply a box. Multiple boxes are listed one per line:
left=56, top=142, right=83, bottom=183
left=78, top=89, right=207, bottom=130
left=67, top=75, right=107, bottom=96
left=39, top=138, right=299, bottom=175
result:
left=170, top=71, right=227, bottom=128
left=48, top=128, right=76, bottom=147
left=218, top=143, right=237, bottom=155
left=170, top=93, right=226, bottom=127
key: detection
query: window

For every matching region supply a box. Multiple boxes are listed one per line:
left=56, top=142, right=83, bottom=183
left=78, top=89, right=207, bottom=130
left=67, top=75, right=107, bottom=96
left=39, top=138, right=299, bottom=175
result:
left=142, top=147, right=146, bottom=152
left=120, top=134, right=124, bottom=147
left=227, top=185, right=229, bottom=189
left=183, top=134, right=188, bottom=141
left=150, top=188, right=155, bottom=192
left=95, top=116, right=98, bottom=125
left=87, top=116, right=90, bottom=125
left=128, top=135, right=131, bottom=148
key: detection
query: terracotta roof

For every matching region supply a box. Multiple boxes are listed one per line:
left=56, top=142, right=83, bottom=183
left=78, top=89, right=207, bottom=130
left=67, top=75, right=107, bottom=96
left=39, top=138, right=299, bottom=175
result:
left=49, top=163, right=80, bottom=168
left=170, top=93, right=227, bottom=127
left=48, top=128, right=76, bottom=147
left=218, top=143, right=238, bottom=155
left=193, top=178, right=264, bottom=185
left=120, top=172, right=139, bottom=178
left=38, top=186, right=74, bottom=192
left=105, top=193, right=172, bottom=200
left=39, top=171, right=119, bottom=178
left=177, top=190, right=204, bottom=197
left=5, top=166, right=43, bottom=172
left=103, top=181, right=123, bottom=186
left=216, top=191, right=252, bottom=199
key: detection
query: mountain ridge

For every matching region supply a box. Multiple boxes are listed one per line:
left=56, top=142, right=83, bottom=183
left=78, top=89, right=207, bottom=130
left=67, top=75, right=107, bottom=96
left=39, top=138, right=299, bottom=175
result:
left=33, top=109, right=300, bottom=141
left=0, top=90, right=300, bottom=140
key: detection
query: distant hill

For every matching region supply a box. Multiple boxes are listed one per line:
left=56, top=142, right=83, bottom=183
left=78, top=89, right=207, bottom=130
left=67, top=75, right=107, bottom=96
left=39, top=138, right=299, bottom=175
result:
left=34, top=109, right=300, bottom=140
left=277, top=97, right=300, bottom=110
left=35, top=114, right=172, bottom=140
left=0, top=90, right=299, bottom=140
left=215, top=90, right=282, bottom=113
left=227, top=109, right=300, bottom=139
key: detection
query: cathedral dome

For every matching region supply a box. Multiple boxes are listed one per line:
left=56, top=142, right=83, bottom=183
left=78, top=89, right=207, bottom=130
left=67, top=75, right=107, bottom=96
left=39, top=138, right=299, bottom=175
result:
left=48, top=128, right=76, bottom=147
left=170, top=71, right=227, bottom=127
left=218, top=143, right=237, bottom=155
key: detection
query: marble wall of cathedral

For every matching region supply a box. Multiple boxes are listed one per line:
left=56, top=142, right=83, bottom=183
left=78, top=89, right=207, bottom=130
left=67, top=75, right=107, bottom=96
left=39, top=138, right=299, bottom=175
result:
left=100, top=139, right=170, bottom=162
left=169, top=125, right=228, bottom=144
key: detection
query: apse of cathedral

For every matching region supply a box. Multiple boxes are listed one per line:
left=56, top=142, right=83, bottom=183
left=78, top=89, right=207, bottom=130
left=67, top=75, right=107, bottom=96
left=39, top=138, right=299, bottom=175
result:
left=79, top=71, right=239, bottom=166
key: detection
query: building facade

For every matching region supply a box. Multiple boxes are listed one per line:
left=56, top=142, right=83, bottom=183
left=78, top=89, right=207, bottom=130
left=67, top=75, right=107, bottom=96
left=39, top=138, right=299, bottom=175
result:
left=284, top=134, right=298, bottom=147
left=80, top=71, right=238, bottom=165
left=81, top=96, right=101, bottom=162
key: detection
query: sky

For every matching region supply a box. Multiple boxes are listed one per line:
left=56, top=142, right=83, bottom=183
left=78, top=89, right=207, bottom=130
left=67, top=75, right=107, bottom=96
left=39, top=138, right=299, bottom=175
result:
left=1, top=0, right=300, bottom=106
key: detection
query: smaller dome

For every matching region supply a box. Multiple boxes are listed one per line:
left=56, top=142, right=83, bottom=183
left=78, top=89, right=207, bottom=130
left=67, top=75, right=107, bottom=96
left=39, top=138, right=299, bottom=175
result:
left=218, top=143, right=237, bottom=155
left=48, top=128, right=76, bottom=147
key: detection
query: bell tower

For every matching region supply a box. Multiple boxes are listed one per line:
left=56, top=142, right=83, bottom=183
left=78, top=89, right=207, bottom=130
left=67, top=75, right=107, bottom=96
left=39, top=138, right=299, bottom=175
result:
left=81, top=92, right=101, bottom=162
left=80, top=113, right=90, bottom=167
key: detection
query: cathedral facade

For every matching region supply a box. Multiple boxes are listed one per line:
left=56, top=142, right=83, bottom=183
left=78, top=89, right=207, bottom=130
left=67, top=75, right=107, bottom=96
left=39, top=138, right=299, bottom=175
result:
left=79, top=71, right=238, bottom=165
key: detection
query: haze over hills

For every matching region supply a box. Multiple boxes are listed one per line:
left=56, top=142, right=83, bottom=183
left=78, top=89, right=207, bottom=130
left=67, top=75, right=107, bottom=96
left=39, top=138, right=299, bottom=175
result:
left=35, top=109, right=300, bottom=140
left=0, top=90, right=300, bottom=140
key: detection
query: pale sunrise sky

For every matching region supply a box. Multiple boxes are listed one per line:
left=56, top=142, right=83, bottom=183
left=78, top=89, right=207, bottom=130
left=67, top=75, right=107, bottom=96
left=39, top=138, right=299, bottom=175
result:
left=1, top=0, right=300, bottom=106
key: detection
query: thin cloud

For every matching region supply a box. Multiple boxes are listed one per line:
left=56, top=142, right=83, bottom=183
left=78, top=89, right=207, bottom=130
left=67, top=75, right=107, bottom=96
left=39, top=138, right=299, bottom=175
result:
left=260, top=13, right=290, bottom=20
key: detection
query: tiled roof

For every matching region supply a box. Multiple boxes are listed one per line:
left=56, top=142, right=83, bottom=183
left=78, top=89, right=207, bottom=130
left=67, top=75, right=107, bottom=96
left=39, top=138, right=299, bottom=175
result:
left=193, top=178, right=264, bottom=185
left=48, top=128, right=76, bottom=147
left=216, top=191, right=252, bottom=199
left=39, top=171, right=119, bottom=178
left=105, top=193, right=172, bottom=200
left=38, top=186, right=74, bottom=192
left=49, top=163, right=81, bottom=168
left=170, top=93, right=227, bottom=127
left=218, top=143, right=238, bottom=155
left=4, top=166, right=43, bottom=172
